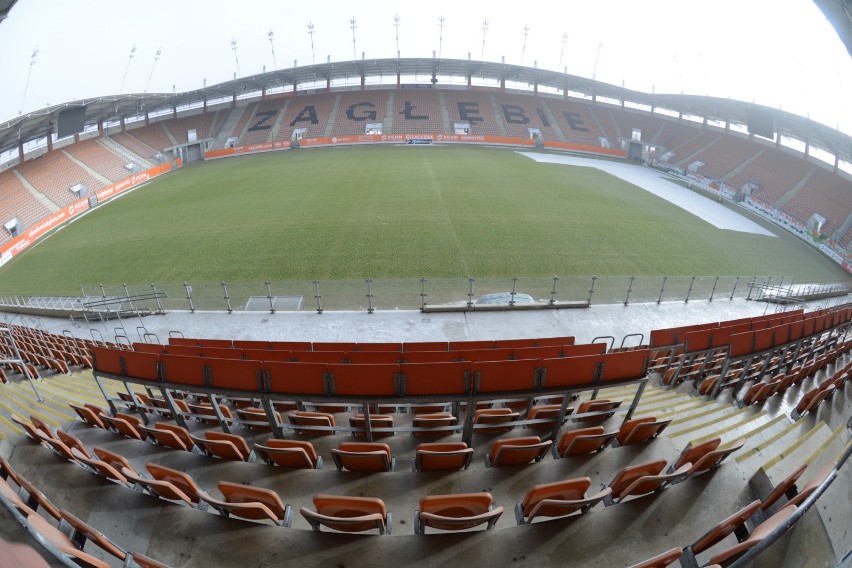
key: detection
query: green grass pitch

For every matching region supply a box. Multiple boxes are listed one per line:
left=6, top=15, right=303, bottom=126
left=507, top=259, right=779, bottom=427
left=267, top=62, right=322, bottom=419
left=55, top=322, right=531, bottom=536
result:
left=0, top=145, right=847, bottom=297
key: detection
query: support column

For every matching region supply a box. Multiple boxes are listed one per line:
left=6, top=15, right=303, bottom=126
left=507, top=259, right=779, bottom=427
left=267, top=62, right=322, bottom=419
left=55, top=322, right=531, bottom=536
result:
left=361, top=75, right=365, bottom=91
left=74, top=133, right=80, bottom=143
left=18, top=141, right=24, bottom=158
left=804, top=142, right=810, bottom=160
left=46, top=135, right=53, bottom=152
left=203, top=99, right=207, bottom=112
left=121, top=117, right=126, bottom=132
left=500, top=78, right=505, bottom=92
left=533, top=83, right=538, bottom=95
left=232, top=94, right=237, bottom=108
left=144, top=112, right=150, bottom=126
left=326, top=78, right=331, bottom=93
left=261, top=87, right=267, bottom=101
left=467, top=75, right=472, bottom=87
left=396, top=72, right=400, bottom=90
left=98, top=119, right=103, bottom=137
left=172, top=106, right=177, bottom=120
left=835, top=155, right=840, bottom=174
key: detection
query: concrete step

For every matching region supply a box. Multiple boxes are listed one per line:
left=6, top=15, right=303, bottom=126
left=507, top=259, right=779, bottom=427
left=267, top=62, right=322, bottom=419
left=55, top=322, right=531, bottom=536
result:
left=759, top=421, right=834, bottom=480
left=734, top=418, right=814, bottom=468
left=664, top=401, right=735, bottom=430
left=686, top=409, right=775, bottom=447
left=666, top=405, right=760, bottom=440
left=5, top=382, right=75, bottom=423
left=0, top=391, right=65, bottom=430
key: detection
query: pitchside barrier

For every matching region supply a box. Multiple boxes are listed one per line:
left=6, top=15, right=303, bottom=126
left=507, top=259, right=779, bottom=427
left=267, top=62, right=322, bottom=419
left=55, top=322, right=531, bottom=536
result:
left=203, top=134, right=628, bottom=161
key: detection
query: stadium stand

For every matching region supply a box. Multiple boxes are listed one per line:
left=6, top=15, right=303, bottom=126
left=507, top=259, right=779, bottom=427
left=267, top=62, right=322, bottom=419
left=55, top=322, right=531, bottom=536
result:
left=332, top=90, right=391, bottom=135
left=784, top=166, right=852, bottom=237
left=61, top=137, right=133, bottom=182
left=124, top=122, right=175, bottom=153
left=283, top=92, right=338, bottom=139
left=392, top=88, right=445, bottom=135
left=238, top=97, right=289, bottom=146
left=442, top=89, right=505, bottom=136
left=691, top=132, right=761, bottom=180
left=725, top=146, right=810, bottom=204
left=538, top=97, right=606, bottom=147
left=492, top=93, right=562, bottom=140
left=161, top=109, right=225, bottom=145
left=14, top=151, right=105, bottom=207
left=0, top=168, right=52, bottom=244
left=110, top=131, right=161, bottom=161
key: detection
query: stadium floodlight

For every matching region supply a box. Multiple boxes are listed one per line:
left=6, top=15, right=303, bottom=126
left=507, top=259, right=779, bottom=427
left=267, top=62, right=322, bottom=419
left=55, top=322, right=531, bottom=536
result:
left=231, top=38, right=241, bottom=78
left=558, top=33, right=568, bottom=73
left=144, top=48, right=161, bottom=93
left=481, top=18, right=489, bottom=61
left=268, top=29, right=277, bottom=70
left=394, top=14, right=400, bottom=59
left=119, top=44, right=136, bottom=95
left=350, top=17, right=357, bottom=60
left=308, top=22, right=316, bottom=65
left=521, top=25, right=530, bottom=65
left=18, top=46, right=38, bottom=115
left=438, top=15, right=446, bottom=59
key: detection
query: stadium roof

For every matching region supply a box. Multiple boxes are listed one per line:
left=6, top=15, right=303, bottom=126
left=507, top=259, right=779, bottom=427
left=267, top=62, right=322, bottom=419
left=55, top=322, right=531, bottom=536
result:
left=0, top=0, right=18, bottom=23
left=814, top=0, right=852, bottom=57
left=2, top=57, right=852, bottom=163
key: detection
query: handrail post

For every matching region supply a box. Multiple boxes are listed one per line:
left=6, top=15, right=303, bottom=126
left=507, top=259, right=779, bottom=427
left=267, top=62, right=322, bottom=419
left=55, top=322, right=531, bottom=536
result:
left=509, top=276, right=518, bottom=307
left=183, top=282, right=195, bottom=313
left=624, top=276, right=635, bottom=306
left=366, top=278, right=374, bottom=314
left=685, top=276, right=695, bottom=303
left=467, top=277, right=476, bottom=308
left=587, top=275, right=597, bottom=306
left=709, top=276, right=719, bottom=302
left=313, top=279, right=323, bottom=314
left=265, top=281, right=275, bottom=314
left=150, top=283, right=164, bottom=314
left=221, top=281, right=232, bottom=314
left=657, top=276, right=667, bottom=304
left=549, top=275, right=559, bottom=305
left=730, top=276, right=739, bottom=300
left=419, top=277, right=427, bottom=311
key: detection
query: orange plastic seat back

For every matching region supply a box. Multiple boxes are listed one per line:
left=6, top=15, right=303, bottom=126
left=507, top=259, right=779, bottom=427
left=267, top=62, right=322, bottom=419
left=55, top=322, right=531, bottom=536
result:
left=415, top=442, right=473, bottom=472
left=419, top=492, right=494, bottom=531
left=255, top=439, right=319, bottom=469
left=288, top=411, right=335, bottom=435
left=556, top=426, right=613, bottom=457
left=349, top=413, right=395, bottom=437
left=412, top=412, right=458, bottom=437
left=218, top=481, right=287, bottom=520
left=521, top=477, right=591, bottom=517
left=673, top=438, right=721, bottom=470
left=489, top=436, right=551, bottom=466
left=609, top=459, right=667, bottom=498
left=473, top=408, right=519, bottom=433
left=312, top=494, right=387, bottom=532
left=332, top=442, right=393, bottom=472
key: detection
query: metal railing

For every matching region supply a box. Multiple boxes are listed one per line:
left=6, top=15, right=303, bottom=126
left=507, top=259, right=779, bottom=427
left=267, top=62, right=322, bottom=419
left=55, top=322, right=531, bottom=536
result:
left=2, top=274, right=845, bottom=315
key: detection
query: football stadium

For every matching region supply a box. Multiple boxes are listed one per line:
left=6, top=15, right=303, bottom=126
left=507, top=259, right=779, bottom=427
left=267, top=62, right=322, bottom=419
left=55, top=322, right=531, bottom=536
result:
left=0, top=2, right=851, bottom=567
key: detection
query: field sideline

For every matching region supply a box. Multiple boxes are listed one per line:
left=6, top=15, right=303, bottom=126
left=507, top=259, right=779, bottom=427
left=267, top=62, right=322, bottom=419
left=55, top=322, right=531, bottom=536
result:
left=0, top=145, right=847, bottom=296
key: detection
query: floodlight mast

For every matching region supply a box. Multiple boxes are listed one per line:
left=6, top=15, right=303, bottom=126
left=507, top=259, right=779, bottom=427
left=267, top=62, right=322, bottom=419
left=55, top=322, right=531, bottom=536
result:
left=144, top=48, right=161, bottom=93
left=19, top=46, right=38, bottom=115
left=308, top=22, right=316, bottom=65
left=558, top=33, right=568, bottom=72
left=521, top=25, right=530, bottom=65
left=394, top=14, right=401, bottom=58
left=268, top=29, right=277, bottom=70
left=119, top=44, right=136, bottom=94
left=481, top=18, right=489, bottom=61
left=231, top=38, right=241, bottom=78
left=438, top=15, right=446, bottom=59
left=350, top=17, right=357, bottom=60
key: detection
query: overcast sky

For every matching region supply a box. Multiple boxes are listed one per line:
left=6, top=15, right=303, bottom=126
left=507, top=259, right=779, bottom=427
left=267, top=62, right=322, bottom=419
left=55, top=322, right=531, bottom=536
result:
left=1, top=0, right=851, bottom=138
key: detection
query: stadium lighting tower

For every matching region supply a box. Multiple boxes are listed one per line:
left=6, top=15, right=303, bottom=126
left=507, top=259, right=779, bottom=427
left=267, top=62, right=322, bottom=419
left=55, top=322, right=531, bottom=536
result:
left=394, top=14, right=401, bottom=58
left=558, top=33, right=568, bottom=72
left=481, top=18, right=489, bottom=61
left=592, top=41, right=603, bottom=80
left=231, top=38, right=241, bottom=77
left=119, top=44, right=136, bottom=94
left=268, top=29, right=277, bottom=69
left=350, top=17, right=357, bottom=60
left=308, top=22, right=316, bottom=65
left=18, top=46, right=38, bottom=115
left=438, top=15, right=446, bottom=58
left=144, top=48, right=161, bottom=93
left=520, top=25, right=530, bottom=65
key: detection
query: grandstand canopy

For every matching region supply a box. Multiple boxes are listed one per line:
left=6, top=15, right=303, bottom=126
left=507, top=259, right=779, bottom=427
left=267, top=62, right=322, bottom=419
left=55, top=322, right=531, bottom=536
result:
left=814, top=0, right=852, bottom=57
left=1, top=57, right=852, bottom=163
left=0, top=0, right=18, bottom=23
